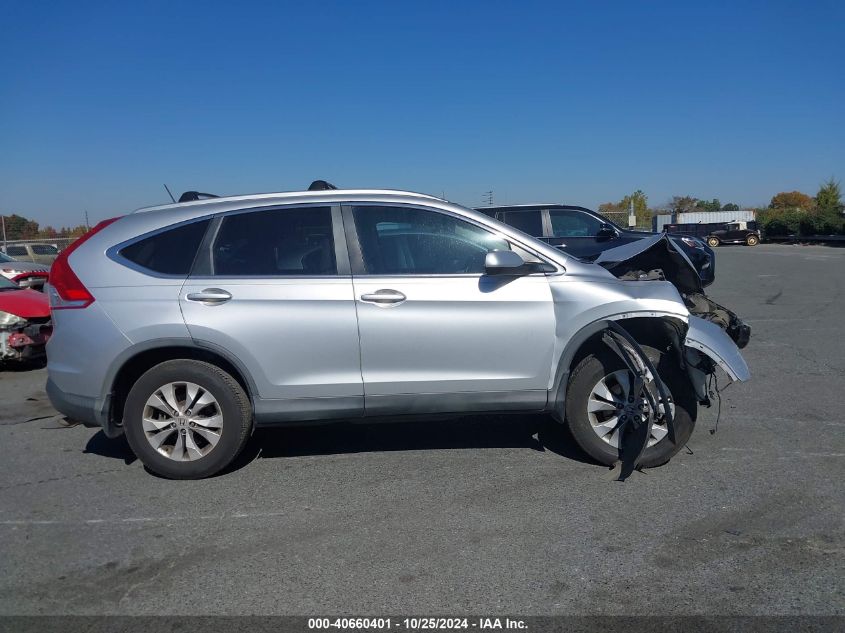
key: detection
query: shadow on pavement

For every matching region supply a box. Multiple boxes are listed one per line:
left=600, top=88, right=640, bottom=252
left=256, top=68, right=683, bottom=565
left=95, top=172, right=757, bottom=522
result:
left=81, top=414, right=600, bottom=476
left=231, top=414, right=600, bottom=473
left=84, top=431, right=137, bottom=465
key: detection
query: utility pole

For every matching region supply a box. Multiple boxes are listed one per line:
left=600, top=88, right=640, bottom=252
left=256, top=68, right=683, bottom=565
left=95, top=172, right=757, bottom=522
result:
left=1, top=215, right=6, bottom=251
left=84, top=210, right=90, bottom=230
left=482, top=190, right=493, bottom=206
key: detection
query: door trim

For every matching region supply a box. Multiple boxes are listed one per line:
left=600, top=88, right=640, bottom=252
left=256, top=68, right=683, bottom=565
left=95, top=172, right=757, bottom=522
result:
left=364, top=390, right=548, bottom=416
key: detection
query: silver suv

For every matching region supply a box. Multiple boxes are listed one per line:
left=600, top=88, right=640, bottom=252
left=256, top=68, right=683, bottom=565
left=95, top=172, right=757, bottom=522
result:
left=45, top=188, right=749, bottom=479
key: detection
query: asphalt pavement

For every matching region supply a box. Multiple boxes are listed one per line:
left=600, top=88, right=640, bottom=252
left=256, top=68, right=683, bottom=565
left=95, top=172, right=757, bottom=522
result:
left=0, top=243, right=842, bottom=616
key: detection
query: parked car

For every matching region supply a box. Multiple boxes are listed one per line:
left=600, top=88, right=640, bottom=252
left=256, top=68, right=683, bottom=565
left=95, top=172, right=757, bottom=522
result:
left=46, top=187, right=750, bottom=479
left=0, top=276, right=52, bottom=362
left=476, top=205, right=716, bottom=287
left=0, top=251, right=50, bottom=290
left=2, top=242, right=61, bottom=265
left=705, top=221, right=760, bottom=247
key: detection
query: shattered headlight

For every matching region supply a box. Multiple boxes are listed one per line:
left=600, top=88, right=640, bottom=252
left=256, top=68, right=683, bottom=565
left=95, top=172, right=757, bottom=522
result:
left=0, top=310, right=27, bottom=329
left=680, top=237, right=705, bottom=249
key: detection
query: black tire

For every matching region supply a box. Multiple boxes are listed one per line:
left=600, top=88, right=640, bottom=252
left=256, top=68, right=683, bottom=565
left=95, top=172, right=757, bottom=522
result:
left=746, top=235, right=759, bottom=246
left=707, top=237, right=720, bottom=247
left=564, top=345, right=696, bottom=468
left=123, top=360, right=252, bottom=479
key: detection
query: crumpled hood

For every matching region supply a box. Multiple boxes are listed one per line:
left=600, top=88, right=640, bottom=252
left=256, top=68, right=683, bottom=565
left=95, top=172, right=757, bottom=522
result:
left=0, top=288, right=51, bottom=319
left=593, top=233, right=703, bottom=294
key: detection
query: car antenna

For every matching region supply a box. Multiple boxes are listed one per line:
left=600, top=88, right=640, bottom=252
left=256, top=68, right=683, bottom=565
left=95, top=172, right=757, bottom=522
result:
left=163, top=184, right=176, bottom=203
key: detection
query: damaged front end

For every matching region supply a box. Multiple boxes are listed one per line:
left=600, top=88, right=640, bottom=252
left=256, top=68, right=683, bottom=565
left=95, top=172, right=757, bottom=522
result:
left=0, top=288, right=53, bottom=363
left=593, top=233, right=751, bottom=350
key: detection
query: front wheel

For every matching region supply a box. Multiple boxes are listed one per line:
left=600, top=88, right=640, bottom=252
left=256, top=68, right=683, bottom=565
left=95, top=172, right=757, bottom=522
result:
left=746, top=234, right=759, bottom=246
left=707, top=237, right=720, bottom=247
left=123, top=360, right=252, bottom=479
left=564, top=345, right=697, bottom=468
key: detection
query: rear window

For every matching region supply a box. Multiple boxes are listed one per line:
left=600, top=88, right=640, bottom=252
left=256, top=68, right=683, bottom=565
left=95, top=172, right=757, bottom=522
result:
left=120, top=220, right=211, bottom=275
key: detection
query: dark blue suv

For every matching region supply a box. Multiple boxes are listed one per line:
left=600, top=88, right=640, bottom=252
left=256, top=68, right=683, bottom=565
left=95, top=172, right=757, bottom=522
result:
left=476, top=204, right=715, bottom=287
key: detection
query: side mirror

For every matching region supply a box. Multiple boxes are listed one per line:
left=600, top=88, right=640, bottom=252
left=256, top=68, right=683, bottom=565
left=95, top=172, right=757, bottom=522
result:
left=597, top=223, right=617, bottom=239
left=485, top=250, right=526, bottom=274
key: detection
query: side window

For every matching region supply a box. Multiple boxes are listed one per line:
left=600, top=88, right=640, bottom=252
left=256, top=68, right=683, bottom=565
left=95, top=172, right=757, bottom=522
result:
left=31, top=245, right=59, bottom=255
left=352, top=206, right=510, bottom=275
left=212, top=206, right=336, bottom=276
left=501, top=210, right=543, bottom=236
left=549, top=210, right=602, bottom=237
left=120, top=219, right=211, bottom=275
left=6, top=246, right=26, bottom=256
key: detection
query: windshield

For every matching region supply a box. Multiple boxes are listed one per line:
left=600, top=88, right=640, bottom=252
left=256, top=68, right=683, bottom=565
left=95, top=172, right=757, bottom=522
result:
left=0, top=252, right=15, bottom=263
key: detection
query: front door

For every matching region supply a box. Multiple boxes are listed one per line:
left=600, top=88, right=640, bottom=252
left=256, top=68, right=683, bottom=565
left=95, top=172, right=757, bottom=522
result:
left=345, top=204, right=556, bottom=416
left=180, top=204, right=363, bottom=421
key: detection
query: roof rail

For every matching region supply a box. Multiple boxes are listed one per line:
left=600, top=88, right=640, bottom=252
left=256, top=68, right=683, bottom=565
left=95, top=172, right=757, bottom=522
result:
left=308, top=180, right=338, bottom=191
left=178, top=191, right=220, bottom=203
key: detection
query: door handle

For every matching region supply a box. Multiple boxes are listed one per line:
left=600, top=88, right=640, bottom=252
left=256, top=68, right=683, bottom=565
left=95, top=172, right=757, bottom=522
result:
left=186, top=288, right=232, bottom=304
left=360, top=289, right=406, bottom=305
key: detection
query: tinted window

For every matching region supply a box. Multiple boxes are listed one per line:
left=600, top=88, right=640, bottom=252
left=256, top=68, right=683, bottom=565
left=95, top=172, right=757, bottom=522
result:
left=212, top=207, right=335, bottom=276
left=31, top=244, right=58, bottom=255
left=121, top=219, right=210, bottom=275
left=549, top=209, right=602, bottom=237
left=353, top=206, right=509, bottom=275
left=501, top=210, right=543, bottom=236
left=5, top=246, right=26, bottom=256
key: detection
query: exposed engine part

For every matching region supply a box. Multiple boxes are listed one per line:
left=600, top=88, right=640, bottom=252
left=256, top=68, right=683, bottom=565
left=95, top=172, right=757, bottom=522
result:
left=683, top=292, right=751, bottom=349
left=597, top=233, right=752, bottom=349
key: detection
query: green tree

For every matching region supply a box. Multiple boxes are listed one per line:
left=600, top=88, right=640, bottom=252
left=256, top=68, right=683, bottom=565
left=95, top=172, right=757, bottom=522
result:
left=722, top=203, right=740, bottom=211
left=769, top=191, right=814, bottom=210
left=815, top=178, right=842, bottom=214
left=2, top=214, right=40, bottom=240
left=695, top=198, right=722, bottom=213
left=599, top=190, right=651, bottom=227
left=669, top=196, right=698, bottom=214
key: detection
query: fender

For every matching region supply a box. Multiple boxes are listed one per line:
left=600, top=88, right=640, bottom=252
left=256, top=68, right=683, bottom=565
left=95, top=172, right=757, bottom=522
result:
left=684, top=316, right=751, bottom=382
left=97, top=337, right=260, bottom=437
left=547, top=310, right=688, bottom=417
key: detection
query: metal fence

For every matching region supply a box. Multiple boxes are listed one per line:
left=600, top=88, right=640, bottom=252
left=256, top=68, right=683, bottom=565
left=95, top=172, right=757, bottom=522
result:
left=1, top=237, right=78, bottom=252
left=602, top=211, right=652, bottom=231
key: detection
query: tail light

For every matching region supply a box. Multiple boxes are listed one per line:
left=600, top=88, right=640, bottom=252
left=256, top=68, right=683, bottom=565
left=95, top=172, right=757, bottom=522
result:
left=49, top=217, right=121, bottom=310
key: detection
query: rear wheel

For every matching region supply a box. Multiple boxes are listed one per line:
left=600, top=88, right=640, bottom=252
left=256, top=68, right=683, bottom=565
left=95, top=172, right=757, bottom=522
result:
left=707, top=236, right=720, bottom=247
left=746, top=234, right=759, bottom=246
left=564, top=345, right=697, bottom=468
left=123, top=360, right=252, bottom=479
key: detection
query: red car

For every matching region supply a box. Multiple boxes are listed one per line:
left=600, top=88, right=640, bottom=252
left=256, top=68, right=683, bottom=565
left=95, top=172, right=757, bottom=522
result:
left=0, top=275, right=52, bottom=362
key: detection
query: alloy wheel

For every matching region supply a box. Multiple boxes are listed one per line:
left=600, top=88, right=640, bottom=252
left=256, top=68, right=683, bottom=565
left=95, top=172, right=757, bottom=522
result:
left=142, top=381, right=224, bottom=461
left=586, top=370, right=674, bottom=448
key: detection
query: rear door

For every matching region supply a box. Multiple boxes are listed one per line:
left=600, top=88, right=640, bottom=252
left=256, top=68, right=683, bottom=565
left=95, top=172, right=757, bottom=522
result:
left=345, top=203, right=556, bottom=416
left=179, top=205, right=363, bottom=420
left=498, top=209, right=545, bottom=239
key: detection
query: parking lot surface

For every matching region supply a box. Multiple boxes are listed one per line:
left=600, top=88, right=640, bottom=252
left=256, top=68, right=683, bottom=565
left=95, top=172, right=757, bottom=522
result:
left=0, top=244, right=842, bottom=615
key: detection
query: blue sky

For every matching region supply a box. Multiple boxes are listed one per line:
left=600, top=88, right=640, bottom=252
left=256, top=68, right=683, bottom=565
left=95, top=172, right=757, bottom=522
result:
left=1, top=0, right=843, bottom=227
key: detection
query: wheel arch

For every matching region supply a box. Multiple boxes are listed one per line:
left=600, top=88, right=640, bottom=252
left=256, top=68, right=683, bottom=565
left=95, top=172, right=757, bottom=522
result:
left=548, top=314, right=687, bottom=422
left=104, top=339, right=257, bottom=436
